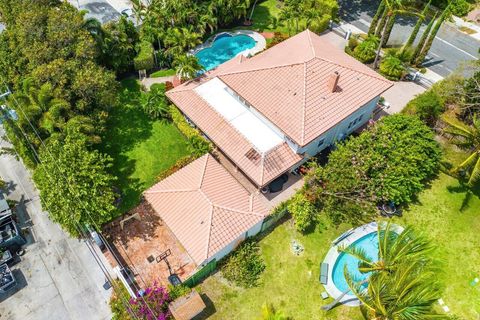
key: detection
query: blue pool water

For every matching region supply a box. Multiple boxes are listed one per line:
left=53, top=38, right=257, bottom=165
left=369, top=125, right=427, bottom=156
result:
left=195, top=34, right=256, bottom=71
left=332, top=232, right=379, bottom=294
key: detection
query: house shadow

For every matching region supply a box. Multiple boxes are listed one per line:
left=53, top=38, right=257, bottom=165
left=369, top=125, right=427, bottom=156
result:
left=192, top=294, right=217, bottom=320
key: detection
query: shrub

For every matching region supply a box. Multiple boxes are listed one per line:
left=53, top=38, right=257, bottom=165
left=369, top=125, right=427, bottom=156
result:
left=110, top=280, right=133, bottom=320
left=379, top=55, right=406, bottom=81
left=450, top=0, right=471, bottom=17
left=266, top=32, right=289, bottom=49
left=167, top=284, right=191, bottom=300
left=128, top=282, right=171, bottom=319
left=221, top=240, right=265, bottom=288
left=156, top=155, right=196, bottom=181
left=348, top=36, right=359, bottom=51
left=353, top=36, right=379, bottom=63
left=134, top=41, right=155, bottom=71
left=404, top=90, right=445, bottom=127
left=287, top=193, right=317, bottom=232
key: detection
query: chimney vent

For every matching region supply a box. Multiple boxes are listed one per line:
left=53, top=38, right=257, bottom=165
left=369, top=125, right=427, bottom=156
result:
left=327, top=71, right=340, bottom=93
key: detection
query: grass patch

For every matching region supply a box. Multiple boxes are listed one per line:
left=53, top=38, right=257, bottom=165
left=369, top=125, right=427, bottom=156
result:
left=459, top=26, right=477, bottom=35
left=101, top=78, right=190, bottom=213
left=150, top=69, right=176, bottom=78
left=199, top=217, right=363, bottom=319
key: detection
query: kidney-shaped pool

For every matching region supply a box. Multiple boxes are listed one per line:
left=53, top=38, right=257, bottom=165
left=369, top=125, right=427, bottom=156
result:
left=195, top=33, right=256, bottom=71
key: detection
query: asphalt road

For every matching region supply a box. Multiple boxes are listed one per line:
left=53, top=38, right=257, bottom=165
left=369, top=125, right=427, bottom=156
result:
left=338, top=0, right=479, bottom=77
left=0, top=126, right=113, bottom=320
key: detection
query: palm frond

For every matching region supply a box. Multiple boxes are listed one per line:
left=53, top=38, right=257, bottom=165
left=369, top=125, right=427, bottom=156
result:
left=467, top=155, right=480, bottom=187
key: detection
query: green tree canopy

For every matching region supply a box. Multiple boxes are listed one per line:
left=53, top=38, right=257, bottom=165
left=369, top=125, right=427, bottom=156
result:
left=305, top=114, right=441, bottom=224
left=33, top=131, right=117, bottom=236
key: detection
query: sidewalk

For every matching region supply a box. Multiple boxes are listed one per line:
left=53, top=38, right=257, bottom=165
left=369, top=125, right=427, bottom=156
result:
left=450, top=15, right=480, bottom=41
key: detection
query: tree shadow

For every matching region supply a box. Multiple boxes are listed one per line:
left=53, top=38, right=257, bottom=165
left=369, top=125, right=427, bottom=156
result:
left=338, top=0, right=379, bottom=23
left=1, top=179, right=17, bottom=196
left=250, top=3, right=275, bottom=32
left=446, top=181, right=480, bottom=212
left=103, top=200, right=162, bottom=245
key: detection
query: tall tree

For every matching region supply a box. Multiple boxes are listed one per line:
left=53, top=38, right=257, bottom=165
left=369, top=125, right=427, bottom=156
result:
left=443, top=114, right=480, bottom=186
left=415, top=3, right=451, bottom=66
left=339, top=222, right=433, bottom=274
left=343, top=222, right=446, bottom=320
left=373, top=0, right=407, bottom=69
left=346, top=262, right=446, bottom=320
left=411, top=11, right=438, bottom=64
left=173, top=54, right=204, bottom=81
left=33, top=131, right=117, bottom=237
left=368, top=0, right=386, bottom=35
left=405, top=0, right=432, bottom=48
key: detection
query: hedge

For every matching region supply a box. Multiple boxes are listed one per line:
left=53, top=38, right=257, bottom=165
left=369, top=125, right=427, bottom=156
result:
left=134, top=41, right=155, bottom=71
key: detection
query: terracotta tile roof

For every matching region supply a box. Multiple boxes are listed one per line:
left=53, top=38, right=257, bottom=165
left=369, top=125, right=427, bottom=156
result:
left=169, top=290, right=206, bottom=320
left=168, top=29, right=392, bottom=148
left=167, top=89, right=302, bottom=187
left=144, top=154, right=269, bottom=265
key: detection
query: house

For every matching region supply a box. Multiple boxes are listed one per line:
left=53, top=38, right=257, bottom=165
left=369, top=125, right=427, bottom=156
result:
left=143, top=29, right=392, bottom=278
left=144, top=154, right=269, bottom=268
left=166, top=29, right=393, bottom=189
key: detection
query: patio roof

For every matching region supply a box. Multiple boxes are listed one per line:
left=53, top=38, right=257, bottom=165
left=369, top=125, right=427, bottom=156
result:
left=144, top=154, right=269, bottom=265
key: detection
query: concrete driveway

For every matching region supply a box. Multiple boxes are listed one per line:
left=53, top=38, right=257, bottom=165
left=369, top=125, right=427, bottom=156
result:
left=381, top=81, right=426, bottom=114
left=0, top=126, right=113, bottom=320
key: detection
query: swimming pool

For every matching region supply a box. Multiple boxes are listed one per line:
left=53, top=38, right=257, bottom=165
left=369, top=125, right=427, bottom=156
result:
left=332, top=232, right=379, bottom=295
left=195, top=33, right=256, bottom=71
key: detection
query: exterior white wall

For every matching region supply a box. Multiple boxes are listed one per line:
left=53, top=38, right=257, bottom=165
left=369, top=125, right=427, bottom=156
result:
left=206, top=219, right=264, bottom=264
left=298, top=97, right=379, bottom=157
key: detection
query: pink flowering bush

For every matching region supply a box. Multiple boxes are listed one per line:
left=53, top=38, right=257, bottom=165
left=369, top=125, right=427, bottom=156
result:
left=129, top=282, right=171, bottom=320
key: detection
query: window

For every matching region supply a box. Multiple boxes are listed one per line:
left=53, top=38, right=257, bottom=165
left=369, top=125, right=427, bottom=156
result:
left=318, top=138, right=325, bottom=147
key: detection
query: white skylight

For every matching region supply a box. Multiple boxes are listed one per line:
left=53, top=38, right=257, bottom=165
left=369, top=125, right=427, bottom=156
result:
left=194, top=78, right=283, bottom=153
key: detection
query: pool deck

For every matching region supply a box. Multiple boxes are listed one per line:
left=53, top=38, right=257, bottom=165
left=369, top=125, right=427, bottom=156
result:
left=190, top=30, right=266, bottom=58
left=322, top=221, right=405, bottom=307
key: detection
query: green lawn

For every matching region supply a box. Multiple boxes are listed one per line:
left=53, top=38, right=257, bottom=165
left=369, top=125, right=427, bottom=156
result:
left=199, top=142, right=480, bottom=319
left=101, top=79, right=190, bottom=213
left=150, top=68, right=176, bottom=78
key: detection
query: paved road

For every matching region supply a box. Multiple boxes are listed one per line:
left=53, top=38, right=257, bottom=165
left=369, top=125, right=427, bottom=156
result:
left=338, top=0, right=479, bottom=77
left=0, top=126, right=113, bottom=320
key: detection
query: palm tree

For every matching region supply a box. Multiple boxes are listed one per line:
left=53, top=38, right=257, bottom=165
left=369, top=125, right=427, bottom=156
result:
left=345, top=261, right=446, bottom=320
left=139, top=84, right=170, bottom=119
left=339, top=222, right=432, bottom=275
left=443, top=115, right=480, bottom=186
left=199, top=14, right=218, bottom=34
left=173, top=54, right=204, bottom=81
left=368, top=0, right=386, bottom=35
left=164, top=27, right=202, bottom=56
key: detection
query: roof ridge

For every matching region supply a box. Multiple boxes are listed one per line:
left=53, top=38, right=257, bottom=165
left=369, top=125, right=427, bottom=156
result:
left=199, top=154, right=210, bottom=188
left=217, top=61, right=306, bottom=78
left=307, top=29, right=316, bottom=59
left=301, top=61, right=308, bottom=145
left=204, top=205, right=215, bottom=262
left=311, top=56, right=392, bottom=84
left=213, top=204, right=264, bottom=217
left=144, top=188, right=199, bottom=194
